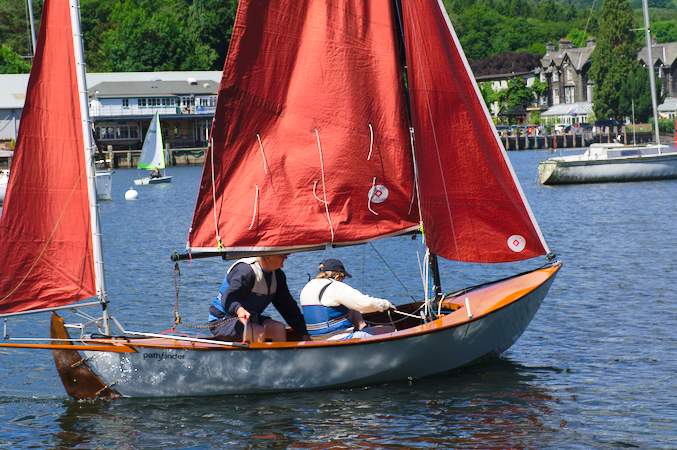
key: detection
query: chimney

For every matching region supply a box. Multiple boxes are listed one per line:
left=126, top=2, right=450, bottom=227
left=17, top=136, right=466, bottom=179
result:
left=586, top=38, right=596, bottom=48
left=559, top=38, right=573, bottom=50
left=546, top=42, right=555, bottom=53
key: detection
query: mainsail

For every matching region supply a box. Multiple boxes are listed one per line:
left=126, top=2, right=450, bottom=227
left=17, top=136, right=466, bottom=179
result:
left=0, top=0, right=96, bottom=314
left=189, top=0, right=419, bottom=254
left=400, top=0, right=549, bottom=263
left=137, top=112, right=165, bottom=170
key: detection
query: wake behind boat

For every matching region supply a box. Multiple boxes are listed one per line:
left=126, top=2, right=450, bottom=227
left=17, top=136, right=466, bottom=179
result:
left=1, top=0, right=560, bottom=400
left=133, top=112, right=172, bottom=185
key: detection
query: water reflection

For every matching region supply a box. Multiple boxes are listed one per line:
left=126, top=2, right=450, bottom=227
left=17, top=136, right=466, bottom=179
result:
left=52, top=358, right=559, bottom=448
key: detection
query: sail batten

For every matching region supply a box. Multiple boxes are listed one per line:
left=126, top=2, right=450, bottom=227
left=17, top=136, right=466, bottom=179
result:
left=188, top=0, right=419, bottom=252
left=0, top=0, right=96, bottom=315
left=400, top=0, right=549, bottom=263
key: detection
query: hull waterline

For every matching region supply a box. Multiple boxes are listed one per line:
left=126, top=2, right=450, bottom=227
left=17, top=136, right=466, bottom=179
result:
left=50, top=262, right=561, bottom=398
left=539, top=153, right=677, bottom=185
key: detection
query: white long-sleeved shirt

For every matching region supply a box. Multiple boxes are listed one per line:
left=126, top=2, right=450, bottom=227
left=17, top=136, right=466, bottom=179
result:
left=299, top=279, right=392, bottom=313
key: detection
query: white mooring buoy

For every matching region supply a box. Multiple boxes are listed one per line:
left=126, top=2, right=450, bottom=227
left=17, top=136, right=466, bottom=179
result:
left=124, top=187, right=138, bottom=201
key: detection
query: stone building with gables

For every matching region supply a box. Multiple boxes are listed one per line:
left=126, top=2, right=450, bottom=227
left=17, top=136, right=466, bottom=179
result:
left=540, top=38, right=677, bottom=123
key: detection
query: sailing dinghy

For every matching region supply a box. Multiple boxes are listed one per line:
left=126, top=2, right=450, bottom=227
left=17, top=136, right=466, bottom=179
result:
left=0, top=0, right=560, bottom=399
left=133, top=112, right=172, bottom=185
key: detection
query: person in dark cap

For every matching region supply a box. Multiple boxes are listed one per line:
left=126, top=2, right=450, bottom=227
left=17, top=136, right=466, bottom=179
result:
left=300, top=258, right=394, bottom=340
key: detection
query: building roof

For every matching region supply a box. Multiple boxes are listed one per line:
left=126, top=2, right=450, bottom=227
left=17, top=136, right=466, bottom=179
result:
left=638, top=42, right=677, bottom=67
left=541, top=45, right=595, bottom=71
left=89, top=80, right=218, bottom=98
left=541, top=101, right=593, bottom=117
left=0, top=71, right=222, bottom=109
left=658, top=97, right=677, bottom=112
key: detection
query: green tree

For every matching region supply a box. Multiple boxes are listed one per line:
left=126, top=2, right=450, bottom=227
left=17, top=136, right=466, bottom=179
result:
left=479, top=82, right=499, bottom=108
left=652, top=20, right=677, bottom=43
left=618, top=64, right=662, bottom=122
left=188, top=0, right=237, bottom=70
left=98, top=0, right=216, bottom=72
left=589, top=0, right=640, bottom=121
left=0, top=44, right=30, bottom=74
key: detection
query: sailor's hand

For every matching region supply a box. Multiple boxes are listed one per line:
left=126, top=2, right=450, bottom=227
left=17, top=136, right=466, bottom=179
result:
left=378, top=299, right=394, bottom=311
left=236, top=306, right=250, bottom=324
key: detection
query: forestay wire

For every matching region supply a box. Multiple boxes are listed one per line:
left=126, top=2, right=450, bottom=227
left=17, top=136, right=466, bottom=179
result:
left=368, top=242, right=417, bottom=301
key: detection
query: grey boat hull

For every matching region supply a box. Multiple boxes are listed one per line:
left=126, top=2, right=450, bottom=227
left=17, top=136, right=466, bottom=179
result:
left=539, top=153, right=677, bottom=185
left=78, top=264, right=560, bottom=397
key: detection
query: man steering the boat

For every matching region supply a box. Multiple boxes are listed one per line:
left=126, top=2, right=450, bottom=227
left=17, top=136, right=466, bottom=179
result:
left=209, top=254, right=310, bottom=343
left=300, top=258, right=395, bottom=340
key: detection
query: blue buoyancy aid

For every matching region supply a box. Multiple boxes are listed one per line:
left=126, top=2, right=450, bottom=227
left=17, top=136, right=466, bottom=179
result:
left=301, top=280, right=352, bottom=337
left=209, top=257, right=277, bottom=322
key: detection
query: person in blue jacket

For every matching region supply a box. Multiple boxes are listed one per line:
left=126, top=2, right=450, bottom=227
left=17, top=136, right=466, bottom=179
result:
left=209, top=254, right=309, bottom=343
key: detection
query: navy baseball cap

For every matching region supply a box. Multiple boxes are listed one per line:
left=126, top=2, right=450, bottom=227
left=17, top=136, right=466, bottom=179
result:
left=318, top=258, right=352, bottom=277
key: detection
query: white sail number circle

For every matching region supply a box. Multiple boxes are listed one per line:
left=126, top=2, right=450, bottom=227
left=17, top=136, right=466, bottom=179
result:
left=368, top=184, right=389, bottom=204
left=507, top=235, right=526, bottom=252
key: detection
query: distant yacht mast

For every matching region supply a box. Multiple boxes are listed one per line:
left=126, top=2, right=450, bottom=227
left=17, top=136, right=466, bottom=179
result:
left=26, top=0, right=37, bottom=55
left=641, top=0, right=661, bottom=147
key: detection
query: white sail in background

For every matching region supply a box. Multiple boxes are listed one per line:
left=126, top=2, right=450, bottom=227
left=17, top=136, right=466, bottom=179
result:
left=137, top=112, right=165, bottom=170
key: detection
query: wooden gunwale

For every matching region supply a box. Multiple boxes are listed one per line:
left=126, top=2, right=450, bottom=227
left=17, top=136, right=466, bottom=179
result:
left=79, top=261, right=561, bottom=352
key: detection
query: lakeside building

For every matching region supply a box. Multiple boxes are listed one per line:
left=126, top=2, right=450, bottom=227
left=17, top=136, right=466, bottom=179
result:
left=540, top=38, right=677, bottom=123
left=0, top=71, right=221, bottom=147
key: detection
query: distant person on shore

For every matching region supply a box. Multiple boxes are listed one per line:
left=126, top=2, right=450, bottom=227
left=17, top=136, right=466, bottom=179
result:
left=209, top=255, right=309, bottom=343
left=300, top=258, right=395, bottom=340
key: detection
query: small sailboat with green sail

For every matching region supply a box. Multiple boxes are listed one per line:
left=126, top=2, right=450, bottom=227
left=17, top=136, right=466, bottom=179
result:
left=133, top=112, right=172, bottom=185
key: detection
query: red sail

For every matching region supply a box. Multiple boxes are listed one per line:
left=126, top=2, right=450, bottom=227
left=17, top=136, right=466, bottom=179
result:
left=401, top=0, right=548, bottom=263
left=0, top=0, right=95, bottom=315
left=189, top=0, right=418, bottom=254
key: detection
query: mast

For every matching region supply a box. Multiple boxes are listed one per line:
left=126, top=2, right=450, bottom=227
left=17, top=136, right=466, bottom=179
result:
left=26, top=0, right=37, bottom=56
left=641, top=0, right=661, bottom=148
left=393, top=0, right=443, bottom=300
left=70, top=0, right=110, bottom=334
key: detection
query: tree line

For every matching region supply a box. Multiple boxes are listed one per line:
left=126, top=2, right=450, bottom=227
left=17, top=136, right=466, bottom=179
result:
left=2, top=0, right=674, bottom=74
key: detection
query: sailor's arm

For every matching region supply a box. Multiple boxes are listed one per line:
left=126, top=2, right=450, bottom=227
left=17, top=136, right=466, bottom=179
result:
left=272, top=271, right=309, bottom=336
left=324, top=282, right=393, bottom=313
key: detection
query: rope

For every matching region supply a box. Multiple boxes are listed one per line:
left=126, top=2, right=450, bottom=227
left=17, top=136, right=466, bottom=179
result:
left=367, top=123, right=374, bottom=160
left=367, top=177, right=379, bottom=216
left=248, top=185, right=259, bottom=230
left=313, top=128, right=335, bottom=243
left=256, top=134, right=269, bottom=174
left=390, top=308, right=423, bottom=320
left=365, top=303, right=426, bottom=326
left=312, top=181, right=327, bottom=204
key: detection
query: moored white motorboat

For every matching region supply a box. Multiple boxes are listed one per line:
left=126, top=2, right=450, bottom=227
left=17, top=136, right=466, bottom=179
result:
left=95, top=170, right=113, bottom=200
left=538, top=143, right=677, bottom=184
left=0, top=170, right=7, bottom=205
left=539, top=0, right=674, bottom=186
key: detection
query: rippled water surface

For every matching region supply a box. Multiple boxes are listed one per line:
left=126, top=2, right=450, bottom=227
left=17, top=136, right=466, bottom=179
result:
left=1, top=149, right=676, bottom=448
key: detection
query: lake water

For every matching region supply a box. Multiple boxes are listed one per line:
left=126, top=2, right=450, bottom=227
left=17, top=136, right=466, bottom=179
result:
left=1, top=148, right=676, bottom=448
